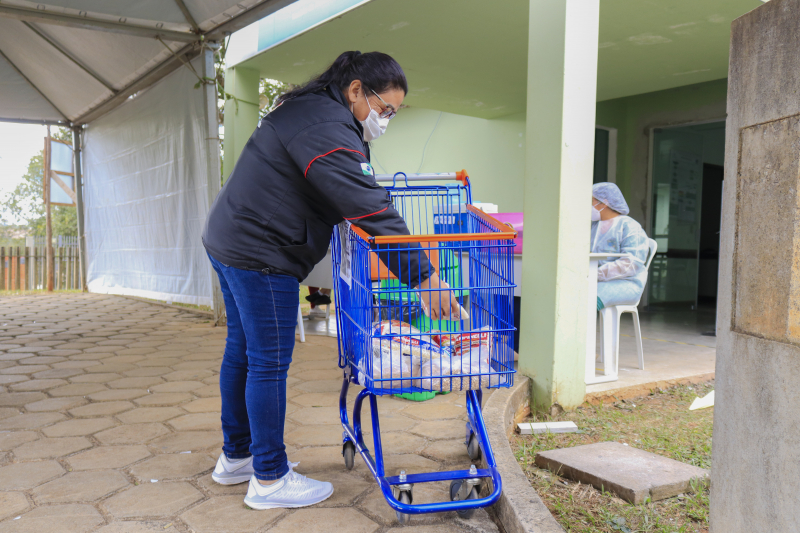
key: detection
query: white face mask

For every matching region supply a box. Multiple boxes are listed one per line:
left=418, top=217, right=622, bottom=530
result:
left=359, top=89, right=389, bottom=142
left=591, top=203, right=605, bottom=222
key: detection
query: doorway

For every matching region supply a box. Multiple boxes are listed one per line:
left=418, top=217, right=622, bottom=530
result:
left=647, top=121, right=725, bottom=310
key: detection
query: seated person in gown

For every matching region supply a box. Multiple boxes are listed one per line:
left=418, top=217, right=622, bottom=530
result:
left=591, top=182, right=650, bottom=310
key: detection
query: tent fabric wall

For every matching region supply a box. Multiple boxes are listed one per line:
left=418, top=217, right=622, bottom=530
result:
left=83, top=57, right=213, bottom=306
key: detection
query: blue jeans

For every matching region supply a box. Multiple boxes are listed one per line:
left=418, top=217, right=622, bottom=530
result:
left=208, top=253, right=299, bottom=481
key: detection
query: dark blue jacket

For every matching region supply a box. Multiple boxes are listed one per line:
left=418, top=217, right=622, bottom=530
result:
left=202, top=84, right=431, bottom=287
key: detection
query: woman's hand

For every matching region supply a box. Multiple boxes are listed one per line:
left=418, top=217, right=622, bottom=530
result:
left=417, top=274, right=468, bottom=321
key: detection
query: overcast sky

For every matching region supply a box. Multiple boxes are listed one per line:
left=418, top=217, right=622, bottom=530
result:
left=0, top=122, right=47, bottom=199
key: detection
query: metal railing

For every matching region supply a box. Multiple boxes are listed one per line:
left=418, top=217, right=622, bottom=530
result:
left=26, top=235, right=79, bottom=248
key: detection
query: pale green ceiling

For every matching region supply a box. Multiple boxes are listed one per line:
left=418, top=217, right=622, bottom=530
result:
left=238, top=0, right=763, bottom=119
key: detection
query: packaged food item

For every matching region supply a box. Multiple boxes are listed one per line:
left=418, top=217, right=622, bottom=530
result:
left=371, top=320, right=451, bottom=362
left=433, top=326, right=494, bottom=362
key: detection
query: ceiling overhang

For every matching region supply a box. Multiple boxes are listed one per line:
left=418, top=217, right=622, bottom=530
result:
left=233, top=0, right=762, bottom=119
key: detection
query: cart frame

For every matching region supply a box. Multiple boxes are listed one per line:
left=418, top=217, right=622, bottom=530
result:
left=332, top=171, right=516, bottom=520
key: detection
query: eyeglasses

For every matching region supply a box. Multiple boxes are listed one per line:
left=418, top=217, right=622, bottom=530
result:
left=366, top=87, right=397, bottom=120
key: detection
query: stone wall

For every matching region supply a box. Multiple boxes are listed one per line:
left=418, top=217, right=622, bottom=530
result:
left=711, top=0, right=800, bottom=530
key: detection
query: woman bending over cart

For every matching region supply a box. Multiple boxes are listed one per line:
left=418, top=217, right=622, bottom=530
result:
left=202, top=51, right=461, bottom=510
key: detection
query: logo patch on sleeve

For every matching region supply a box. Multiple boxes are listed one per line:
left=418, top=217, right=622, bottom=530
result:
left=360, top=162, right=374, bottom=176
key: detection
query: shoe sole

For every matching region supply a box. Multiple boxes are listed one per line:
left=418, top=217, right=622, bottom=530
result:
left=212, top=473, right=253, bottom=485
left=244, top=488, right=334, bottom=510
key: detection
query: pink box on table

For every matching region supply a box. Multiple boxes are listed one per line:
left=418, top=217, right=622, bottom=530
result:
left=492, top=213, right=523, bottom=254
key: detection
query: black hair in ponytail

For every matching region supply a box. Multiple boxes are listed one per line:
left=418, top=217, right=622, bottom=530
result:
left=277, top=51, right=407, bottom=104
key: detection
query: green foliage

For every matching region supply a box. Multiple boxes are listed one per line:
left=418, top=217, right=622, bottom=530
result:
left=259, top=77, right=293, bottom=114
left=1, top=128, right=77, bottom=238
left=0, top=225, right=27, bottom=248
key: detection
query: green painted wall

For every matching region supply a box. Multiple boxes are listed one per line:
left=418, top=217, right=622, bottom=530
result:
left=223, top=67, right=261, bottom=182
left=596, top=78, right=728, bottom=225
left=372, top=79, right=728, bottom=228
left=370, top=108, right=526, bottom=211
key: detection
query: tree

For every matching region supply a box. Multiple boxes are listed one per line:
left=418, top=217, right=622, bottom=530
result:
left=259, top=77, right=292, bottom=114
left=1, top=128, right=77, bottom=238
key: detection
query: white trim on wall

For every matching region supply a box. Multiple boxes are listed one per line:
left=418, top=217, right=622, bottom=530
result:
left=595, top=125, right=617, bottom=183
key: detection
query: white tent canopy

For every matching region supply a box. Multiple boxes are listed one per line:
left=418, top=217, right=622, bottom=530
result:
left=0, top=1, right=298, bottom=321
left=0, top=0, right=296, bottom=125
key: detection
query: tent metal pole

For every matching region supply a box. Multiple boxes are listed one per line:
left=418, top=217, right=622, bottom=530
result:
left=202, top=45, right=226, bottom=325
left=45, top=127, right=54, bottom=292
left=0, top=47, right=69, bottom=123
left=72, top=126, right=88, bottom=292
left=0, top=117, right=68, bottom=126
left=23, top=22, right=117, bottom=93
left=172, top=0, right=200, bottom=33
left=0, top=5, right=198, bottom=43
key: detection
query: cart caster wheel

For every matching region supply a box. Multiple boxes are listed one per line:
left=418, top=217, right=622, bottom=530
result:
left=342, top=441, right=355, bottom=470
left=450, top=480, right=463, bottom=501
left=396, top=490, right=412, bottom=524
left=467, top=434, right=482, bottom=462
left=450, top=481, right=478, bottom=519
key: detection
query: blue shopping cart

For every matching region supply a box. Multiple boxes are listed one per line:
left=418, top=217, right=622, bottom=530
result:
left=332, top=170, right=516, bottom=523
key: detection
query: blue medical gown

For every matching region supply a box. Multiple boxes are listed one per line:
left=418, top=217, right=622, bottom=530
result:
left=591, top=216, right=649, bottom=308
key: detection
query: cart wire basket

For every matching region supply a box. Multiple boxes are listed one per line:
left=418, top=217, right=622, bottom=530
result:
left=332, top=170, right=517, bottom=522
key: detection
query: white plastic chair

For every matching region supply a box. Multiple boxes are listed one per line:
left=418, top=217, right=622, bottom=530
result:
left=598, top=239, right=658, bottom=374
left=296, top=304, right=306, bottom=343
left=296, top=301, right=331, bottom=343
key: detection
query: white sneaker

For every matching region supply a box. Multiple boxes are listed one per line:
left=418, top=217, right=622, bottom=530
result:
left=212, top=453, right=254, bottom=485
left=243, top=463, right=333, bottom=510
left=308, top=306, right=328, bottom=319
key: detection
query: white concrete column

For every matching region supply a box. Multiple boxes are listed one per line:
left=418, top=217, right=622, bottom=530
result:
left=519, top=0, right=599, bottom=409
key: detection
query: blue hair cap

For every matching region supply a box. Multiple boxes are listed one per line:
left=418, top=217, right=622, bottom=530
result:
left=592, top=182, right=629, bottom=215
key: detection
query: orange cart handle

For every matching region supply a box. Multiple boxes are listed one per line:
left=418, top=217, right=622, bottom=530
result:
left=349, top=205, right=517, bottom=245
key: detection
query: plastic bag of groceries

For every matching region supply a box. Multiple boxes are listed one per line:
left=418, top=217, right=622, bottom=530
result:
left=417, top=352, right=453, bottom=391
left=360, top=350, right=417, bottom=391
left=456, top=353, right=504, bottom=388
left=418, top=353, right=503, bottom=391
left=371, top=320, right=451, bottom=362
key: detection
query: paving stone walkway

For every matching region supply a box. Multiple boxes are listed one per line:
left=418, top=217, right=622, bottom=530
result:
left=0, top=294, right=499, bottom=533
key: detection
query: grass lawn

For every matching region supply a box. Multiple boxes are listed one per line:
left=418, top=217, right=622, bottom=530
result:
left=513, top=382, right=714, bottom=533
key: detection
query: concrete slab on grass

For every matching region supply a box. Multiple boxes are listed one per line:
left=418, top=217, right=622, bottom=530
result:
left=534, top=441, right=708, bottom=504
